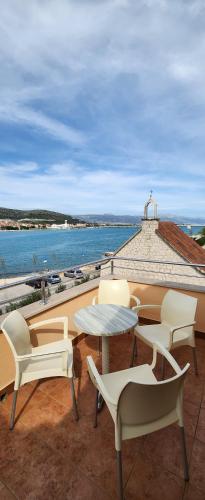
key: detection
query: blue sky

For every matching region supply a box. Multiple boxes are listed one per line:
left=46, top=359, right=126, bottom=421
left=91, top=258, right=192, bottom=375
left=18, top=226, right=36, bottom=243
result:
left=0, top=0, right=205, bottom=217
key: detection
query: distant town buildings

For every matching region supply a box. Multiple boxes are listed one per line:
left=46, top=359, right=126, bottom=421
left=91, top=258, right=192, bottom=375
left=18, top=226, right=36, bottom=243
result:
left=0, top=218, right=88, bottom=230
left=0, top=219, right=44, bottom=230
left=50, top=220, right=87, bottom=229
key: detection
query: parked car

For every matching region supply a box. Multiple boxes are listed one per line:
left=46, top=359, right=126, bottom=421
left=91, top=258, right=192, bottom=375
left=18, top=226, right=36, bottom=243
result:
left=74, top=269, right=84, bottom=279
left=47, top=274, right=61, bottom=284
left=26, top=278, right=48, bottom=289
left=64, top=269, right=84, bottom=279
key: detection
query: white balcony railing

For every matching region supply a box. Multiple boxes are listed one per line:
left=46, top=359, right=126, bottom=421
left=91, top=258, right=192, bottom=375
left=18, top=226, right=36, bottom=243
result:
left=0, top=256, right=205, bottom=315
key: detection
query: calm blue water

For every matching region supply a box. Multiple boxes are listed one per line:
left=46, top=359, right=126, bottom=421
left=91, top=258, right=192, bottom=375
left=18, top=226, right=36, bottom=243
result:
left=0, top=225, right=203, bottom=277
left=0, top=227, right=137, bottom=277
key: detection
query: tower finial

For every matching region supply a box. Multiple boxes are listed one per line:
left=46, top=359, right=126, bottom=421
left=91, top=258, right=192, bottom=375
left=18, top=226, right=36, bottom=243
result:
left=143, top=191, right=158, bottom=220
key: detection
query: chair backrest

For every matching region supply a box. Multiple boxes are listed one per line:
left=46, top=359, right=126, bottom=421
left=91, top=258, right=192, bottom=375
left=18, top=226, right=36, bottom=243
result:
left=161, top=290, right=197, bottom=331
left=118, top=366, right=189, bottom=427
left=1, top=310, right=32, bottom=358
left=98, top=280, right=130, bottom=307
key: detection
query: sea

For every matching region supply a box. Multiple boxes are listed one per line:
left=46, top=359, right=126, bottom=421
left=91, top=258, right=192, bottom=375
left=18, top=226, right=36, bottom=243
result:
left=0, top=225, right=203, bottom=277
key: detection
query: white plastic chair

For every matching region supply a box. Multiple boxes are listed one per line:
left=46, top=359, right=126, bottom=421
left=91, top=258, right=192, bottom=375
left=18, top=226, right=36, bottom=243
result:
left=92, top=279, right=140, bottom=355
left=92, top=279, right=140, bottom=309
left=1, top=310, right=79, bottom=429
left=130, top=289, right=198, bottom=375
left=87, top=342, right=190, bottom=500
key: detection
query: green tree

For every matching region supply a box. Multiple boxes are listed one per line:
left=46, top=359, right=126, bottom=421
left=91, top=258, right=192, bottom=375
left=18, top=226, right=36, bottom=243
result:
left=196, top=227, right=205, bottom=246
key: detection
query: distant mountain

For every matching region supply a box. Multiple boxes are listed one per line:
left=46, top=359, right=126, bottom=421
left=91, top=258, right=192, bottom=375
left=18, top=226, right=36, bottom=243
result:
left=0, top=207, right=83, bottom=224
left=1, top=207, right=204, bottom=226
left=158, top=214, right=205, bottom=225
left=76, top=213, right=205, bottom=225
left=76, top=214, right=141, bottom=224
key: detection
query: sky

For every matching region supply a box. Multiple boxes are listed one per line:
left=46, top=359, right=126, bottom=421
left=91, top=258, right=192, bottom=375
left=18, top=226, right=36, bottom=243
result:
left=0, top=0, right=205, bottom=217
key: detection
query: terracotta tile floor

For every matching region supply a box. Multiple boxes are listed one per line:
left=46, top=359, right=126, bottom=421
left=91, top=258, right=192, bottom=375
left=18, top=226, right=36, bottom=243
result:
left=0, top=333, right=205, bottom=500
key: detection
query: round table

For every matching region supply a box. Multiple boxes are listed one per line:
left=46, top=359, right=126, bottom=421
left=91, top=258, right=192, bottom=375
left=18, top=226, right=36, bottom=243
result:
left=74, top=304, right=138, bottom=374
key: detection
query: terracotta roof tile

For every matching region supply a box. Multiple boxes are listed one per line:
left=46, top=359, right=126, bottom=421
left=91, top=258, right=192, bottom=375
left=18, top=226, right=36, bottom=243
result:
left=156, top=222, right=205, bottom=272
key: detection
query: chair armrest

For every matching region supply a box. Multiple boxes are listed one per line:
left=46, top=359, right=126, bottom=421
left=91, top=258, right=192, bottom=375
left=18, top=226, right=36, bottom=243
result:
left=130, top=295, right=141, bottom=308
left=152, top=341, right=182, bottom=375
left=170, top=321, right=196, bottom=344
left=92, top=296, right=98, bottom=305
left=16, top=348, right=67, bottom=361
left=87, top=355, right=117, bottom=406
left=150, top=344, right=158, bottom=370
left=29, top=316, right=69, bottom=339
left=132, top=304, right=161, bottom=313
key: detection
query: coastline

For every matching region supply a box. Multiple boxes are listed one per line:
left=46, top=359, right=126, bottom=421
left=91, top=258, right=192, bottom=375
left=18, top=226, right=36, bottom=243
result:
left=0, top=225, right=203, bottom=282
left=0, top=224, right=136, bottom=232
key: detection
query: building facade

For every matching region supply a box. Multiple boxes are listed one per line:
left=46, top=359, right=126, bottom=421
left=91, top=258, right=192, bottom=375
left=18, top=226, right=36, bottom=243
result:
left=101, top=194, right=205, bottom=287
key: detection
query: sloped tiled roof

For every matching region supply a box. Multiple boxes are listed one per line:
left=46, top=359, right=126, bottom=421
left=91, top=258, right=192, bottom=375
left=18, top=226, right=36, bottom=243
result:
left=156, top=222, right=205, bottom=269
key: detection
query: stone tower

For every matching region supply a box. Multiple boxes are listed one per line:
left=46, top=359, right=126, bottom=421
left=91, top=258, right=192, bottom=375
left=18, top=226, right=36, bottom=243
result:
left=143, top=191, right=158, bottom=220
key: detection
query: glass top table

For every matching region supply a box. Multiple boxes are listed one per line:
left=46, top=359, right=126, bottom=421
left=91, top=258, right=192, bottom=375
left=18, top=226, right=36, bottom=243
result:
left=74, top=304, right=138, bottom=374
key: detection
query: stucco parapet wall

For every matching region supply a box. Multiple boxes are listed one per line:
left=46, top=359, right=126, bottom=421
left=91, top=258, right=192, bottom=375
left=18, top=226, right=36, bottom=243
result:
left=0, top=278, right=100, bottom=326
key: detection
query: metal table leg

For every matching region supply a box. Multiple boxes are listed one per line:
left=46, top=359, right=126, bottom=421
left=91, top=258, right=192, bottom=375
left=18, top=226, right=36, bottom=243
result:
left=97, top=335, right=109, bottom=411
left=102, top=336, right=109, bottom=374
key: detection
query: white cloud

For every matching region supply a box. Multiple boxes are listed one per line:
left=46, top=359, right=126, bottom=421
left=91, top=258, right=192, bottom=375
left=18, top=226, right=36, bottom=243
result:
left=0, top=160, right=204, bottom=216
left=0, top=161, right=39, bottom=174
left=0, top=102, right=85, bottom=145
left=0, top=1, right=205, bottom=214
left=169, top=62, right=199, bottom=82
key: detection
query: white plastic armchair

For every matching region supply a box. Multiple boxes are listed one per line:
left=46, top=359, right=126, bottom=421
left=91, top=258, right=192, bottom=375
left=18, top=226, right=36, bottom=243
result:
left=1, top=310, right=79, bottom=429
left=29, top=316, right=69, bottom=339
left=92, top=279, right=140, bottom=356
left=92, top=279, right=140, bottom=309
left=87, top=342, right=190, bottom=500
left=131, top=289, right=198, bottom=375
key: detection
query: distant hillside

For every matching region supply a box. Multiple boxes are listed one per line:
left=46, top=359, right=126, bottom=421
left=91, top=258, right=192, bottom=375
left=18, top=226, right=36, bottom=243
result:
left=1, top=208, right=204, bottom=226
left=77, top=213, right=205, bottom=225
left=0, top=207, right=83, bottom=224
left=76, top=214, right=142, bottom=224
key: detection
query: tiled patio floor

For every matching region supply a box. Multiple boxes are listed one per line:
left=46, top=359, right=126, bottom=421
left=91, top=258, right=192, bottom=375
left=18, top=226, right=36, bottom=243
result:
left=1, top=333, right=205, bottom=499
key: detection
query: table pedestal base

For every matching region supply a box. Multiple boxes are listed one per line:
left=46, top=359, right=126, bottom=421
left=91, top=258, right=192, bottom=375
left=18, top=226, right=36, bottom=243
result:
left=102, top=336, right=109, bottom=374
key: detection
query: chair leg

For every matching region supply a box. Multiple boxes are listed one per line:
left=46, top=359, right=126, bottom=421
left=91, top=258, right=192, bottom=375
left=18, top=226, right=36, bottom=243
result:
left=192, top=347, right=198, bottom=376
left=180, top=426, right=189, bottom=481
left=161, top=355, right=165, bottom=380
left=70, top=377, right=79, bottom=421
left=116, top=450, right=124, bottom=500
left=10, top=390, right=18, bottom=430
left=94, top=389, right=98, bottom=428
left=130, top=335, right=137, bottom=367
left=72, top=363, right=77, bottom=380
